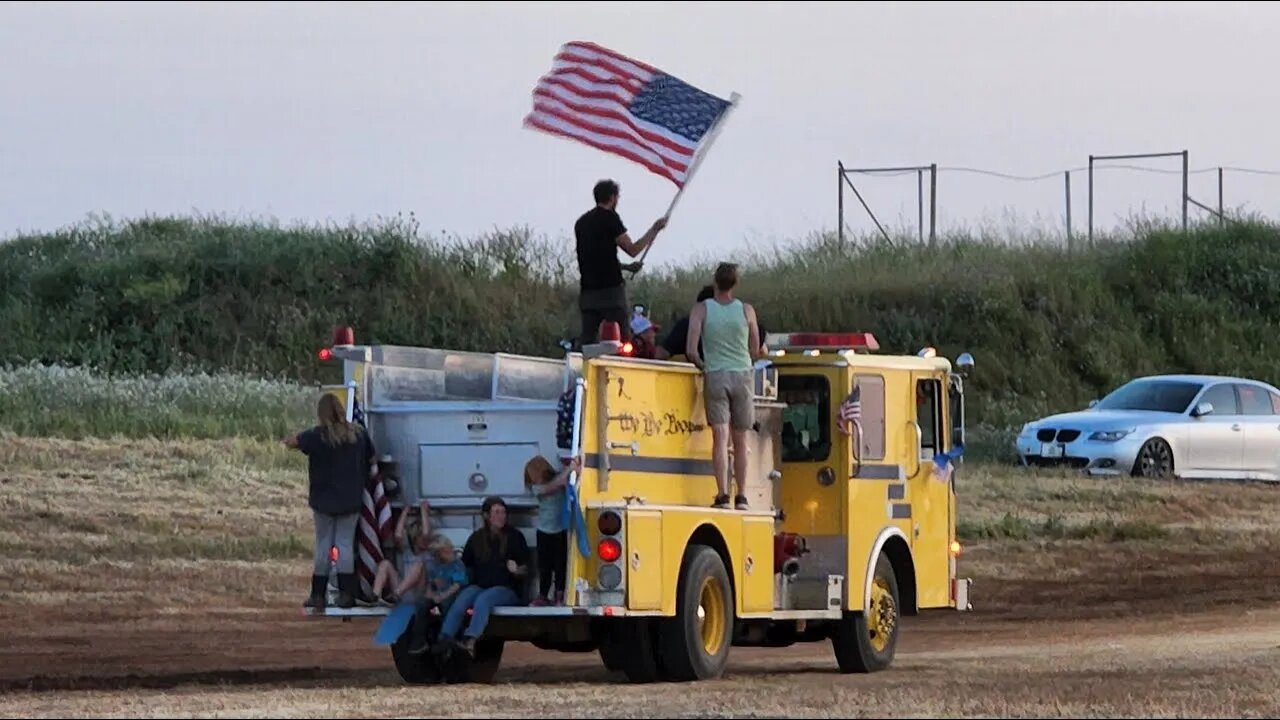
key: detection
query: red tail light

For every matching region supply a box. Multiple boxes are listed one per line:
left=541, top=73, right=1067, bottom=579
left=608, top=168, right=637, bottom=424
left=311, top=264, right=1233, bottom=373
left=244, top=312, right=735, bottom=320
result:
left=317, top=348, right=333, bottom=361
left=598, top=538, right=622, bottom=563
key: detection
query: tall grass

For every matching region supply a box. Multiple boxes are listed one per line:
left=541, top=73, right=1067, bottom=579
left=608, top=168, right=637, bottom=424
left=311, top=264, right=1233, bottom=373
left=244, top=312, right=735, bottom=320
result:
left=4, top=211, right=1280, bottom=445
left=0, top=363, right=315, bottom=440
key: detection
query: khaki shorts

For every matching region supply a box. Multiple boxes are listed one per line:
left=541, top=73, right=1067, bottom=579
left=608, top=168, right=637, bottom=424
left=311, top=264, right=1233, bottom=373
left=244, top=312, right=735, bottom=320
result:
left=704, top=371, right=754, bottom=430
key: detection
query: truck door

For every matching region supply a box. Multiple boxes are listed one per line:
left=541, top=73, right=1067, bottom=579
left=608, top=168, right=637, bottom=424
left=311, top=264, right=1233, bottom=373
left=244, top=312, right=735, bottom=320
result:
left=908, top=372, right=951, bottom=609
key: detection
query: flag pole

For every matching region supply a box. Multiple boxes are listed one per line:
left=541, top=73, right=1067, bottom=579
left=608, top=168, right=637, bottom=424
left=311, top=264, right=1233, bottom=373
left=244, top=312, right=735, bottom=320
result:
left=632, top=91, right=741, bottom=272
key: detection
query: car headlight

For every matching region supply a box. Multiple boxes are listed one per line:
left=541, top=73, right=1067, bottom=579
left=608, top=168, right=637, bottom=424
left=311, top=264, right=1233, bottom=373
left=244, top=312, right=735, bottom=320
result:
left=1089, top=429, right=1135, bottom=442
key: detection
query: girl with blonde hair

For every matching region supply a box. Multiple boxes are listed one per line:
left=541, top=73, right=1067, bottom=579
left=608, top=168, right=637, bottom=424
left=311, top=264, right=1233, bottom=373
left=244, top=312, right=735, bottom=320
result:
left=285, top=393, right=377, bottom=609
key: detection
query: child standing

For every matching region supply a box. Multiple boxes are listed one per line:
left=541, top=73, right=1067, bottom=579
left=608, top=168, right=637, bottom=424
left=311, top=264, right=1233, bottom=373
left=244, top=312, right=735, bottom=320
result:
left=524, top=455, right=578, bottom=606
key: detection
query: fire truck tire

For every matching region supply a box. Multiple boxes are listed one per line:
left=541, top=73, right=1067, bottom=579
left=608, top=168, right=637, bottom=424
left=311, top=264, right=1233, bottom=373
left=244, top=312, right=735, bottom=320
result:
left=614, top=619, right=665, bottom=683
left=390, top=632, right=441, bottom=685
left=832, top=552, right=899, bottom=673
left=659, top=543, right=734, bottom=682
left=442, top=638, right=505, bottom=684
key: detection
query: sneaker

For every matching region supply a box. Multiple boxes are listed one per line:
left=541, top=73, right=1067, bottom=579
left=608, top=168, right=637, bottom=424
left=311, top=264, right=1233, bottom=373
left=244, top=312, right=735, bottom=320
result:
left=712, top=493, right=730, bottom=509
left=734, top=494, right=750, bottom=511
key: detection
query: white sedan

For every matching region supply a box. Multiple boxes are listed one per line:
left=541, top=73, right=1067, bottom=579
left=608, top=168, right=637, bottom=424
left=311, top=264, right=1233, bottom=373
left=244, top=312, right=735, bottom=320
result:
left=1015, top=374, right=1280, bottom=481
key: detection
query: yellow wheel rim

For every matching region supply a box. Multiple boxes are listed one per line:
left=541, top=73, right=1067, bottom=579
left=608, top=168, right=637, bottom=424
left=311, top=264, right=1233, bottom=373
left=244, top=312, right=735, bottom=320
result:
left=868, top=576, right=896, bottom=653
left=697, top=576, right=727, bottom=656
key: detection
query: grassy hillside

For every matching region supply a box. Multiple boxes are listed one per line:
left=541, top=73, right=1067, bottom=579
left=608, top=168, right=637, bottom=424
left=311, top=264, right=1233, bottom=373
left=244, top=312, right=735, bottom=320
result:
left=4, top=213, right=1280, bottom=454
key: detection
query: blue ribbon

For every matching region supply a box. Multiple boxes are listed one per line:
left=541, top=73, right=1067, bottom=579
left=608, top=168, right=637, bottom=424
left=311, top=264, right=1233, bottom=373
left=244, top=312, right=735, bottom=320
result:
left=564, top=478, right=590, bottom=558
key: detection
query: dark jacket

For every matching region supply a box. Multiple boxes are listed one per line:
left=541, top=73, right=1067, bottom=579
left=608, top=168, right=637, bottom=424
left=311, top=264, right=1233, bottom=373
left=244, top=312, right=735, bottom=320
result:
left=296, top=425, right=376, bottom=516
left=462, top=525, right=531, bottom=594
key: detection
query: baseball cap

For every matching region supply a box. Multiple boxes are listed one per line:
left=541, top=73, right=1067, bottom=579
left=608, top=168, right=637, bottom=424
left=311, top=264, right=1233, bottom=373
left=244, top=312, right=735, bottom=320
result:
left=630, top=314, right=655, bottom=335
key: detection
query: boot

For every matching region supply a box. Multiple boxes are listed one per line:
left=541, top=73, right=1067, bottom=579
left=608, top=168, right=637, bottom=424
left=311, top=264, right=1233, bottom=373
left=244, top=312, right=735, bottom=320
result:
left=335, top=573, right=357, bottom=609
left=304, top=574, right=327, bottom=609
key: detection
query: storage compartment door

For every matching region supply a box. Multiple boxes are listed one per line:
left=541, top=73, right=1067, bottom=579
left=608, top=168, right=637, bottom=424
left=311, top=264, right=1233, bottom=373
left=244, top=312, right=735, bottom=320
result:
left=419, top=442, right=541, bottom=504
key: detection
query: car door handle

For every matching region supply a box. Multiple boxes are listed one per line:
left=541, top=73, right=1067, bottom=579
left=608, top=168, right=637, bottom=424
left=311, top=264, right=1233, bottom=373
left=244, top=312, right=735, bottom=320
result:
left=1231, top=423, right=1241, bottom=431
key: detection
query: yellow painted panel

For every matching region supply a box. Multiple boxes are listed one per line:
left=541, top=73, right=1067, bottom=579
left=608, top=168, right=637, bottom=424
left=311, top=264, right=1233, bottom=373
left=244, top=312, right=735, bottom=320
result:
left=741, top=516, right=775, bottom=613
left=579, top=359, right=719, bottom=508
left=625, top=509, right=663, bottom=610
left=844, top=480, right=886, bottom=612
left=655, top=508, right=745, bottom=616
left=909, top=369, right=954, bottom=609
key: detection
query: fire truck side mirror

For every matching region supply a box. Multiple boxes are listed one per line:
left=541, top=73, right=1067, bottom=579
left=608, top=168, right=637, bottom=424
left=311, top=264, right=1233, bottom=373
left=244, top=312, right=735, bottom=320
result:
left=956, top=352, right=974, bottom=376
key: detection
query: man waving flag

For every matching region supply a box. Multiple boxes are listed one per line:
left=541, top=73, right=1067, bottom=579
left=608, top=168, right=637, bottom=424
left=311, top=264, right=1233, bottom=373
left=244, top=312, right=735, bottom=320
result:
left=522, top=40, right=739, bottom=192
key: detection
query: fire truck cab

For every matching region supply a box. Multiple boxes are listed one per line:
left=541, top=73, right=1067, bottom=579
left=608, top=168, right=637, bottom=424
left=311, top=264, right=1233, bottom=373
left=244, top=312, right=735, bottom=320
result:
left=306, top=327, right=974, bottom=684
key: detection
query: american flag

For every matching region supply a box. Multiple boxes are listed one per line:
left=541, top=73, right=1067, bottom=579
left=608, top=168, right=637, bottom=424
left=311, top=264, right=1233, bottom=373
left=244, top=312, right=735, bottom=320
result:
left=837, top=384, right=861, bottom=436
left=352, top=397, right=392, bottom=602
left=522, top=40, right=734, bottom=187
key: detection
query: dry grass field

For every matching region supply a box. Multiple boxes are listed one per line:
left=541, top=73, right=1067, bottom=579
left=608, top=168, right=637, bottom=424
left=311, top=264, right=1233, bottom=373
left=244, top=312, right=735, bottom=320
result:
left=2, top=434, right=1279, bottom=718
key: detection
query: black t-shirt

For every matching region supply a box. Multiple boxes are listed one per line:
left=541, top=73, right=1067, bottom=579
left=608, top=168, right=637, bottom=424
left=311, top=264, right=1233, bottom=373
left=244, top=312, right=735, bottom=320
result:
left=661, top=313, right=768, bottom=358
left=297, top=425, right=376, bottom=516
left=462, top=526, right=531, bottom=592
left=575, top=206, right=627, bottom=291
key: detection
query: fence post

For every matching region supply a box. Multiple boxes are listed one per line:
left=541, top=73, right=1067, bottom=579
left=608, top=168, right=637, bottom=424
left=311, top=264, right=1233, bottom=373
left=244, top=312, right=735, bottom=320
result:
left=1065, top=170, right=1072, bottom=252
left=917, top=169, right=924, bottom=244
left=929, top=163, right=937, bottom=247
left=1181, top=150, right=1189, bottom=232
left=1218, top=166, right=1224, bottom=226
left=838, top=161, right=844, bottom=243
left=1087, top=155, right=1094, bottom=247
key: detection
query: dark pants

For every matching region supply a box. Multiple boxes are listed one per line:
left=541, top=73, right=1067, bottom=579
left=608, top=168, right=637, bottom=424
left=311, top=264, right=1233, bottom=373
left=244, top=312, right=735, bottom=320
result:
left=579, top=284, right=630, bottom=347
left=537, top=529, right=568, bottom=597
left=580, top=305, right=630, bottom=346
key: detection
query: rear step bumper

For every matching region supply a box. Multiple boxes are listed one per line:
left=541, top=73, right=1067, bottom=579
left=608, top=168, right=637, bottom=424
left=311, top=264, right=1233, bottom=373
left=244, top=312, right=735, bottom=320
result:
left=303, top=604, right=664, bottom=619
left=953, top=578, right=974, bottom=611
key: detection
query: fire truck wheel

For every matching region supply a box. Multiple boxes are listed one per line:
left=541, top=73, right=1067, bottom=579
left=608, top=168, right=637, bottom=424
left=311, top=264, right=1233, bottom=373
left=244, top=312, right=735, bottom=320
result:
left=390, top=632, right=442, bottom=684
left=442, top=637, right=505, bottom=684
left=614, top=619, right=665, bottom=683
left=660, top=543, right=734, bottom=682
left=464, top=638, right=505, bottom=683
left=832, top=552, right=899, bottom=673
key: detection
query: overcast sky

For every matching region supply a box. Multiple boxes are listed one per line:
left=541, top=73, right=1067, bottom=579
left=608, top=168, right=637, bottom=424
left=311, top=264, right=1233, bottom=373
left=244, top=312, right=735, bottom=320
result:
left=2, top=1, right=1278, bottom=266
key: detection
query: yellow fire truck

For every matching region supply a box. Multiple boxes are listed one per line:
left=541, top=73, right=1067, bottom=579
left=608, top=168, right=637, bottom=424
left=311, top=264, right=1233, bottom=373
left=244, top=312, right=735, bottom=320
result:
left=308, top=328, right=974, bottom=684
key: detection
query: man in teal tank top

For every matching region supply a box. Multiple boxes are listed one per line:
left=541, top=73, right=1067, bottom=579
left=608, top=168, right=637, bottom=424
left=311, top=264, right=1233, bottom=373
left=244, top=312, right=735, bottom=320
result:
left=686, top=263, right=762, bottom=510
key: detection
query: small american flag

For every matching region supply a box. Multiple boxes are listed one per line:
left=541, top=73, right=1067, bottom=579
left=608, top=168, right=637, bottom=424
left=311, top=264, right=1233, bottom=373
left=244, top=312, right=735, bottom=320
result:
left=523, top=41, right=734, bottom=187
left=837, top=384, right=861, bottom=436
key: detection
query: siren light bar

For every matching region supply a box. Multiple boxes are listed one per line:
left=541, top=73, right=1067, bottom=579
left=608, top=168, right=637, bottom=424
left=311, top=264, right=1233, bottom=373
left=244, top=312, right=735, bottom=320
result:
left=767, top=332, right=880, bottom=354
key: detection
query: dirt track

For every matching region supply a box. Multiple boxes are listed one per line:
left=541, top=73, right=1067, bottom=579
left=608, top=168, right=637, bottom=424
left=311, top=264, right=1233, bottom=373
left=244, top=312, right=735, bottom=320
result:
left=4, top=439, right=1280, bottom=717
left=4, top=549, right=1279, bottom=718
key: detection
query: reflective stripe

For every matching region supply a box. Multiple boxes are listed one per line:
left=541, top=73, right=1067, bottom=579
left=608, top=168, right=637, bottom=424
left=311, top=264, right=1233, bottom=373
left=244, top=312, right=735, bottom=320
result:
left=853, top=463, right=903, bottom=480
left=585, top=454, right=716, bottom=476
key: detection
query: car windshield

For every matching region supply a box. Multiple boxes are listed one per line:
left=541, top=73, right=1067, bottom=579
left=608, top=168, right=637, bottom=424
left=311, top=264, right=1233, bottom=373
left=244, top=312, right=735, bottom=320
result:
left=1094, top=380, right=1203, bottom=413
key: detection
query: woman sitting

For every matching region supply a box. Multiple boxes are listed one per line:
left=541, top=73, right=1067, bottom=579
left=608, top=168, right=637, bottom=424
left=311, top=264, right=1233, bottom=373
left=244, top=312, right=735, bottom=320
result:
left=435, top=496, right=529, bottom=656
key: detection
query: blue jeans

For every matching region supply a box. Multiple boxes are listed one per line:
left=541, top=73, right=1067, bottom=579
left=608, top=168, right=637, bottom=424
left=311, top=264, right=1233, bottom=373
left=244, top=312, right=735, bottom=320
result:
left=439, top=585, right=522, bottom=641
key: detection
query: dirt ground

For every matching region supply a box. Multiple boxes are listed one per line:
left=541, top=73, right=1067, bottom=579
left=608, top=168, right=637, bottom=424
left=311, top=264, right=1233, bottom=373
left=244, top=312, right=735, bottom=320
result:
left=2, top=437, right=1280, bottom=717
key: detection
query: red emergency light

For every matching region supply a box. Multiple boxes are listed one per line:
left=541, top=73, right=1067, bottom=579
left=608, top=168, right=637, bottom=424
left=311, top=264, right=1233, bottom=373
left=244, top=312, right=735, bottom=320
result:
left=333, top=326, right=355, bottom=346
left=771, top=332, right=880, bottom=353
left=317, top=348, right=333, bottom=361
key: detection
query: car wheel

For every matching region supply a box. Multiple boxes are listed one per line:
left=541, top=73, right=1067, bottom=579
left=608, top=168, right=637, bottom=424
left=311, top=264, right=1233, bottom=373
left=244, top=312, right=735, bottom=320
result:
left=1133, top=438, right=1174, bottom=478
